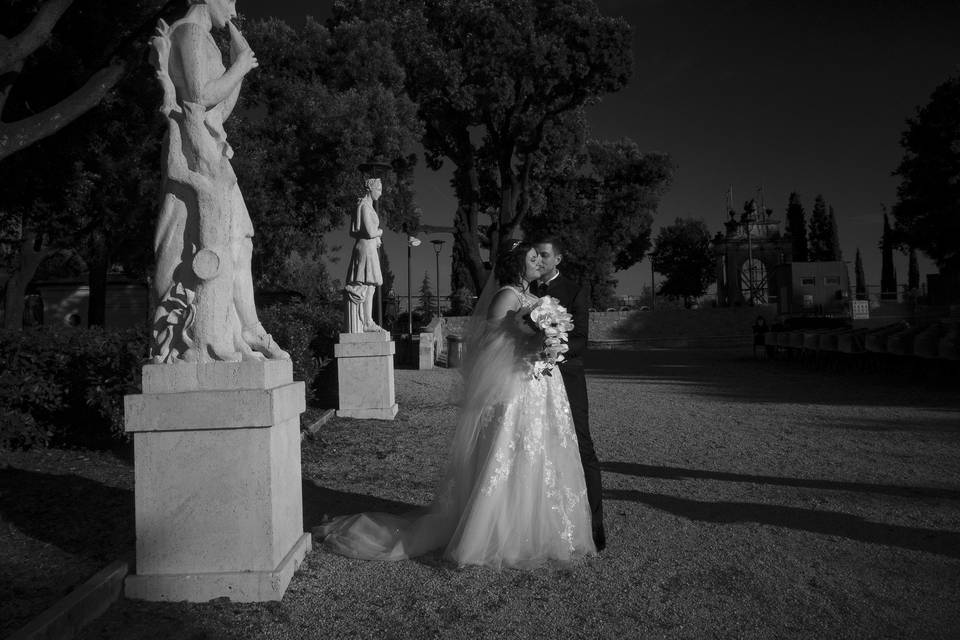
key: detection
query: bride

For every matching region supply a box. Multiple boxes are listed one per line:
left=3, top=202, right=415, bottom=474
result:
left=317, top=241, right=596, bottom=568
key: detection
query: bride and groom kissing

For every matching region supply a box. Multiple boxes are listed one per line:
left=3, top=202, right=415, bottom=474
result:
left=317, top=235, right=606, bottom=568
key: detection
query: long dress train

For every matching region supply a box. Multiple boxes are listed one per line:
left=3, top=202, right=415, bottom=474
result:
left=318, top=286, right=596, bottom=569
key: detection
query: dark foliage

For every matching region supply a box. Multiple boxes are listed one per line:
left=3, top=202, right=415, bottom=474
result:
left=258, top=298, right=343, bottom=409
left=893, top=75, right=960, bottom=275
left=0, top=326, right=147, bottom=449
left=785, top=192, right=808, bottom=263
left=880, top=212, right=898, bottom=300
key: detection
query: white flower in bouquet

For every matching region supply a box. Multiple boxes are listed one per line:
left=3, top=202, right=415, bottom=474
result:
left=523, top=296, right=573, bottom=379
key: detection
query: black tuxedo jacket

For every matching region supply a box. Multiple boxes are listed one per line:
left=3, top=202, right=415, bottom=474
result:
left=538, top=273, right=589, bottom=364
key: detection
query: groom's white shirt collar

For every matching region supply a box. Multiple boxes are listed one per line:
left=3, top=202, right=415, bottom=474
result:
left=541, top=270, right=560, bottom=285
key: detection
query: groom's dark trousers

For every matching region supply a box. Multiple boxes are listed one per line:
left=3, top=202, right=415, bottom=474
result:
left=537, top=274, right=605, bottom=547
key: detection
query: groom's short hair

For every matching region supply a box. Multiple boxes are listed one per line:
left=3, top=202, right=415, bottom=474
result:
left=532, top=234, right=563, bottom=257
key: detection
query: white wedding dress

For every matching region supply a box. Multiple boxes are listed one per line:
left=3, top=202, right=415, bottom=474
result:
left=318, top=286, right=596, bottom=569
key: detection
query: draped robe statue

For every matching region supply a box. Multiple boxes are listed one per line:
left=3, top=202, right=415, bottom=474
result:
left=343, top=178, right=387, bottom=333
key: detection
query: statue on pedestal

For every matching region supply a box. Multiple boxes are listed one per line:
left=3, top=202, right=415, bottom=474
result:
left=148, top=0, right=288, bottom=363
left=343, top=178, right=387, bottom=333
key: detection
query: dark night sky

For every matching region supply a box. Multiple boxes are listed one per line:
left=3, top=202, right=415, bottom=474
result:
left=241, top=0, right=960, bottom=299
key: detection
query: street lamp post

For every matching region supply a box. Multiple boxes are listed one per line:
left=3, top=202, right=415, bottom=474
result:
left=431, top=239, right=445, bottom=319
left=407, top=233, right=421, bottom=335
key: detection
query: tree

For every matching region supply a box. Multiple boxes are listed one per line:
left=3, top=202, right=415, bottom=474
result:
left=854, top=248, right=867, bottom=300
left=650, top=217, right=714, bottom=308
left=0, top=0, right=179, bottom=161
left=521, top=139, right=673, bottom=308
left=880, top=211, right=898, bottom=300
left=808, top=194, right=832, bottom=261
left=334, top=0, right=633, bottom=293
left=908, top=247, right=920, bottom=291
left=418, top=270, right=433, bottom=324
left=785, top=192, right=808, bottom=262
left=232, top=17, right=422, bottom=289
left=827, top=206, right=842, bottom=261
left=892, top=76, right=960, bottom=282
left=0, top=0, right=180, bottom=327
left=1, top=11, right=423, bottom=326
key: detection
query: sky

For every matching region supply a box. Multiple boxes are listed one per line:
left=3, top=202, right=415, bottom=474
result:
left=240, top=0, right=960, bottom=301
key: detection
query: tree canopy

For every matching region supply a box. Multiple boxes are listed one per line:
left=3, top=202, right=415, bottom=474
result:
left=892, top=75, right=960, bottom=275
left=1, top=7, right=423, bottom=326
left=0, top=0, right=180, bottom=326
left=521, top=138, right=673, bottom=307
left=0, top=0, right=179, bottom=162
left=231, top=16, right=422, bottom=289
left=650, top=217, right=714, bottom=308
left=332, top=0, right=633, bottom=293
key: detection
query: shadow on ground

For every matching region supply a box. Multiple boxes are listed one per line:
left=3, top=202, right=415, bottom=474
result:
left=586, top=348, right=960, bottom=410
left=604, top=487, right=960, bottom=559
left=602, top=461, right=960, bottom=500
left=0, top=466, right=134, bottom=561
left=0, top=466, right=422, bottom=561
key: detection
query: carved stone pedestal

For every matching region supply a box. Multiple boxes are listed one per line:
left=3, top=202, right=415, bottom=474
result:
left=123, top=360, right=311, bottom=602
left=334, top=332, right=398, bottom=420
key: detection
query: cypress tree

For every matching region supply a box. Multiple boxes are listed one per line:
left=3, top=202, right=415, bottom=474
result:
left=786, top=192, right=808, bottom=262
left=908, top=247, right=920, bottom=290
left=808, top=194, right=830, bottom=261
left=880, top=213, right=898, bottom=300
left=827, top=206, right=842, bottom=261
left=419, top=271, right=434, bottom=321
left=854, top=248, right=867, bottom=300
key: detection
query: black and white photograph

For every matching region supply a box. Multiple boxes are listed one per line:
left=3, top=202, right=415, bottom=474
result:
left=1, top=1, right=958, bottom=638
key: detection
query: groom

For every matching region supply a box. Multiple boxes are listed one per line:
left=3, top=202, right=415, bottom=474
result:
left=533, top=235, right=606, bottom=551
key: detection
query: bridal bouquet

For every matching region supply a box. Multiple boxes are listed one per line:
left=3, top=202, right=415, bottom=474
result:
left=523, top=296, right=573, bottom=379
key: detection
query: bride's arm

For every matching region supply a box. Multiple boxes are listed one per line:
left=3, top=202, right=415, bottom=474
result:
left=487, top=290, right=520, bottom=320
left=488, top=290, right=540, bottom=340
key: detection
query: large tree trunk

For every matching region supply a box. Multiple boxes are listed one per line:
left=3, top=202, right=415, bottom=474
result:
left=86, top=230, right=108, bottom=327
left=2, top=233, right=51, bottom=330
left=453, top=203, right=486, bottom=293
left=0, top=62, right=125, bottom=162
left=0, top=0, right=181, bottom=162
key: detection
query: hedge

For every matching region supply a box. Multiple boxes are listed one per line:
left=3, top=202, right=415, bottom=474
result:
left=0, top=326, right=147, bottom=449
left=0, top=299, right=342, bottom=450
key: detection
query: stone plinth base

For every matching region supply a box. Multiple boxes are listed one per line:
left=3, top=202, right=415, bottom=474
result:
left=123, top=359, right=309, bottom=602
left=335, top=332, right=398, bottom=420
left=125, top=532, right=311, bottom=603
left=418, top=333, right=435, bottom=369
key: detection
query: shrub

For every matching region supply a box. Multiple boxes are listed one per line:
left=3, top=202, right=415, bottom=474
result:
left=0, top=299, right=342, bottom=450
left=258, top=298, right=342, bottom=408
left=0, top=326, right=148, bottom=450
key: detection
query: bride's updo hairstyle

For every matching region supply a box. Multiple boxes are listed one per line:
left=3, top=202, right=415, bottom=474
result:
left=494, top=240, right=534, bottom=286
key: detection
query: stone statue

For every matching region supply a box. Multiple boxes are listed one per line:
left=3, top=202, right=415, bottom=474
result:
left=344, top=178, right=386, bottom=333
left=148, top=0, right=288, bottom=363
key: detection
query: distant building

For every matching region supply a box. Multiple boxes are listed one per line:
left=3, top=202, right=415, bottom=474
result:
left=33, top=275, right=148, bottom=329
left=713, top=200, right=791, bottom=306
left=771, top=261, right=851, bottom=317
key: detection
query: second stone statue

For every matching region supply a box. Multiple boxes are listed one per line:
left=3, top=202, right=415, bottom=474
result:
left=343, top=177, right=388, bottom=334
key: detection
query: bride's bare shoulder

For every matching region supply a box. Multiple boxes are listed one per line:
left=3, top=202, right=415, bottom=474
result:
left=488, top=287, right=523, bottom=320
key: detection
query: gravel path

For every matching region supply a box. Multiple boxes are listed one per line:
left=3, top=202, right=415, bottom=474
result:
left=6, top=347, right=960, bottom=639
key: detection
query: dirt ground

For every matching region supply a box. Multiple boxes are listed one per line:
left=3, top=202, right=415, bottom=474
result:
left=3, top=347, right=959, bottom=639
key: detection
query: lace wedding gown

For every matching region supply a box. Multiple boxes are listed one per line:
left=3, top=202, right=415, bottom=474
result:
left=318, top=286, right=596, bottom=569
